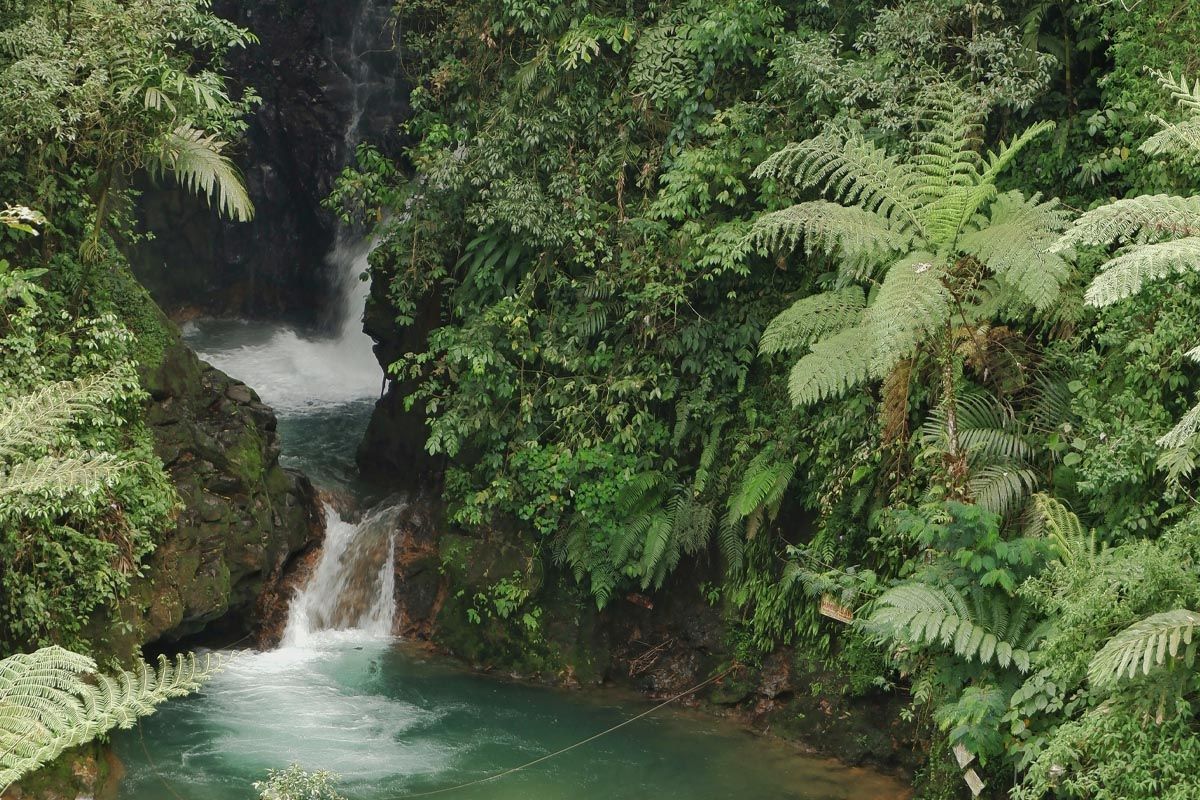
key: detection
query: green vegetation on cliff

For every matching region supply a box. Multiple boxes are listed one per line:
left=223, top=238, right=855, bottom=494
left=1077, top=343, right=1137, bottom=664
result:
left=0, top=0, right=257, bottom=654
left=333, top=0, right=1200, bottom=796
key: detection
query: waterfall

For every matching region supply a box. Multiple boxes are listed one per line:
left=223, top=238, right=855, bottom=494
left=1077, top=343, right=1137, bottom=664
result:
left=282, top=503, right=402, bottom=646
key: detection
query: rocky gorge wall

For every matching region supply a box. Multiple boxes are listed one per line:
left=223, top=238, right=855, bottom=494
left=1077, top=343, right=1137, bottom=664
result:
left=130, top=0, right=407, bottom=325
left=87, top=279, right=324, bottom=659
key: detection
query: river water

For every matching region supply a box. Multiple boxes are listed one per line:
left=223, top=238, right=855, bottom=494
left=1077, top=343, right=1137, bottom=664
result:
left=110, top=215, right=907, bottom=800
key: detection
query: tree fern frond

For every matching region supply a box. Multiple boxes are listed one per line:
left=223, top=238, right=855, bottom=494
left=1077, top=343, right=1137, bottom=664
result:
left=961, top=191, right=1070, bottom=310
left=863, top=252, right=950, bottom=376
left=908, top=83, right=986, bottom=199
left=1084, top=236, right=1200, bottom=306
left=1054, top=195, right=1200, bottom=252
left=1142, top=117, right=1200, bottom=160
left=1088, top=609, right=1200, bottom=689
left=758, top=287, right=865, bottom=355
left=866, top=583, right=1035, bottom=671
left=152, top=125, right=254, bottom=222
left=787, top=324, right=876, bottom=405
left=1156, top=400, right=1200, bottom=481
left=747, top=201, right=913, bottom=268
left=0, top=648, right=218, bottom=791
left=1151, top=70, right=1200, bottom=112
left=754, top=130, right=924, bottom=234
left=978, top=121, right=1056, bottom=187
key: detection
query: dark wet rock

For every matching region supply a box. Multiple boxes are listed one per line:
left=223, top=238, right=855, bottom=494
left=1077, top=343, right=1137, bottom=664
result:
left=129, top=0, right=408, bottom=325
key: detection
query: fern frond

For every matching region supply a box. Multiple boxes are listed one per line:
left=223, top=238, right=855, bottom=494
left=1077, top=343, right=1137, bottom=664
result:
left=152, top=125, right=254, bottom=222
left=978, top=121, right=1057, bottom=187
left=909, top=83, right=986, bottom=200
left=967, top=462, right=1039, bottom=518
left=1088, top=609, right=1200, bottom=689
left=1028, top=493, right=1091, bottom=566
left=0, top=648, right=218, bottom=791
left=754, top=130, right=924, bottom=234
left=0, top=371, right=125, bottom=461
left=1084, top=236, right=1200, bottom=306
left=1156, top=399, right=1200, bottom=481
left=1142, top=117, right=1200, bottom=160
left=725, top=453, right=795, bottom=525
left=1054, top=195, right=1200, bottom=252
left=759, top=287, right=865, bottom=355
left=864, top=583, right=1035, bottom=671
left=0, top=452, right=126, bottom=501
left=961, top=191, right=1070, bottom=310
left=863, top=252, right=950, bottom=376
left=787, top=324, right=876, bottom=405
left=747, top=201, right=913, bottom=268
left=1151, top=70, right=1200, bottom=112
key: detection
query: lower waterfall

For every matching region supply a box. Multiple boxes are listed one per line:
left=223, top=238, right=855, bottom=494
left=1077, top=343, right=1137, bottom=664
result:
left=282, top=502, right=402, bottom=646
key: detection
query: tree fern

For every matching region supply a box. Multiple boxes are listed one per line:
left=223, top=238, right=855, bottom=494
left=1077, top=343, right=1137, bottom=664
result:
left=758, top=287, right=865, bottom=355
left=1084, top=237, right=1200, bottom=307
left=1088, top=609, right=1200, bottom=689
left=151, top=124, right=254, bottom=222
left=0, top=646, right=219, bottom=791
left=748, top=201, right=912, bottom=272
left=960, top=191, right=1071, bottom=311
left=753, top=83, right=1068, bottom=462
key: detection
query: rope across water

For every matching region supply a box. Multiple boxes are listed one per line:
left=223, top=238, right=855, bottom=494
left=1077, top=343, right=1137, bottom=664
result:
left=138, top=654, right=736, bottom=799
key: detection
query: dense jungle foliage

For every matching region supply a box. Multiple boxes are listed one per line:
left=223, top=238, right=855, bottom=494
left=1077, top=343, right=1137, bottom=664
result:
left=0, top=0, right=255, bottom=655
left=327, top=0, right=1200, bottom=796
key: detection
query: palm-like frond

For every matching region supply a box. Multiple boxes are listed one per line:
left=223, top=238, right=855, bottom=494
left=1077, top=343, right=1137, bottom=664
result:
left=1054, top=195, right=1200, bottom=251
left=151, top=125, right=254, bottom=222
left=753, top=129, right=924, bottom=234
left=758, top=287, right=865, bottom=355
left=0, top=453, right=125, bottom=501
left=747, top=201, right=913, bottom=271
left=0, top=647, right=219, bottom=791
left=960, top=191, right=1070, bottom=311
left=1088, top=609, right=1200, bottom=689
left=864, top=583, right=1035, bottom=672
left=1084, top=236, right=1200, bottom=306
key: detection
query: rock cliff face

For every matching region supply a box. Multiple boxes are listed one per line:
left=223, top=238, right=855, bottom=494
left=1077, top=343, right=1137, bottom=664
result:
left=130, top=339, right=324, bottom=646
left=130, top=0, right=407, bottom=325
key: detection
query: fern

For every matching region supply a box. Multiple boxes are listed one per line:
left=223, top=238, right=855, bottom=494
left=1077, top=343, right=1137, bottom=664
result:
left=1084, top=237, right=1200, bottom=306
left=1156, top=400, right=1200, bottom=481
left=758, top=287, right=865, bottom=355
left=754, top=129, right=924, bottom=233
left=1088, top=609, right=1200, bottom=689
left=864, top=583, right=1035, bottom=672
left=960, top=191, right=1071, bottom=311
left=748, top=201, right=912, bottom=269
left=787, top=324, right=877, bottom=404
left=0, top=647, right=219, bottom=791
left=151, top=125, right=254, bottom=222
left=863, top=252, right=949, bottom=376
left=1054, top=195, right=1200, bottom=251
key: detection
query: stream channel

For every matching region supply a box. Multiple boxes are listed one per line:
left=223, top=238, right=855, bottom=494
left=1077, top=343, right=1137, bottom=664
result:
left=110, top=231, right=909, bottom=800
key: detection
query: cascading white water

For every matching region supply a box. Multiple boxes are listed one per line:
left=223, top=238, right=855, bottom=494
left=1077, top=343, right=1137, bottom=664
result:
left=282, top=502, right=402, bottom=646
